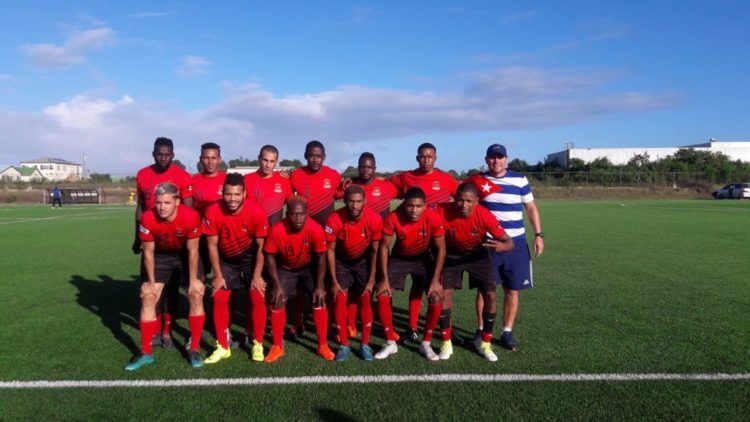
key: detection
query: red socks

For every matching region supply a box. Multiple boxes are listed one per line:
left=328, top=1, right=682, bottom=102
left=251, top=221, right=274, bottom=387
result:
left=312, top=306, right=328, bottom=347
left=188, top=314, right=205, bottom=351
left=250, top=289, right=267, bottom=343
left=213, top=289, right=231, bottom=349
left=140, top=319, right=159, bottom=355
left=423, top=302, right=442, bottom=342
left=377, top=294, right=397, bottom=341
left=270, top=308, right=286, bottom=347
left=360, top=291, right=373, bottom=345
left=347, top=296, right=358, bottom=334
left=408, top=288, right=423, bottom=330
left=335, top=291, right=349, bottom=346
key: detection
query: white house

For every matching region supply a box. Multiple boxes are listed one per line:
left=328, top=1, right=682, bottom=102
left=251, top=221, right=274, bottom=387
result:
left=545, top=139, right=750, bottom=167
left=0, top=165, right=44, bottom=182
left=18, top=158, right=83, bottom=181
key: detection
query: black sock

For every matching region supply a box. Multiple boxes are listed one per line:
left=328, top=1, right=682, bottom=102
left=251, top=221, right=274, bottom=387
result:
left=439, top=308, right=452, bottom=331
left=482, top=311, right=496, bottom=334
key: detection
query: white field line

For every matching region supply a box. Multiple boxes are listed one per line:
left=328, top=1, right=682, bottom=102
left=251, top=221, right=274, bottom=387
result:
left=2, top=373, right=749, bottom=389
left=0, top=209, right=130, bottom=225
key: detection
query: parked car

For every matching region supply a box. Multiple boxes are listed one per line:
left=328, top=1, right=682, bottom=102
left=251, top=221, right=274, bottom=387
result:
left=712, top=183, right=750, bottom=199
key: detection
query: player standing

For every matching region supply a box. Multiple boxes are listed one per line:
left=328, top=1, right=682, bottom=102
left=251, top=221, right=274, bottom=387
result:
left=374, top=187, right=446, bottom=361
left=202, top=174, right=268, bottom=363
left=290, top=141, right=342, bottom=227
left=263, top=197, right=334, bottom=362
left=468, top=144, right=544, bottom=352
left=389, top=143, right=458, bottom=343
left=125, top=182, right=204, bottom=370
left=244, top=145, right=293, bottom=226
left=437, top=182, right=513, bottom=361
left=325, top=185, right=382, bottom=361
left=132, top=137, right=194, bottom=349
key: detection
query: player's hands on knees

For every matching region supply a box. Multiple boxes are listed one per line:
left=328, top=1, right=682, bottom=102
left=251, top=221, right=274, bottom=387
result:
left=375, top=280, right=390, bottom=297
left=271, top=288, right=285, bottom=308
left=131, top=238, right=142, bottom=254
left=188, top=278, right=205, bottom=296
left=211, top=275, right=227, bottom=294
left=427, top=280, right=443, bottom=298
left=251, top=275, right=266, bottom=293
left=364, top=279, right=375, bottom=295
left=330, top=281, right=341, bottom=297
left=312, top=287, right=326, bottom=308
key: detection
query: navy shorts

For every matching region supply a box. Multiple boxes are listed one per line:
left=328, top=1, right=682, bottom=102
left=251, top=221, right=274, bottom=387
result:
left=387, top=253, right=432, bottom=291
left=490, top=236, right=533, bottom=291
left=140, top=252, right=205, bottom=285
left=443, top=249, right=496, bottom=292
left=334, top=256, right=370, bottom=291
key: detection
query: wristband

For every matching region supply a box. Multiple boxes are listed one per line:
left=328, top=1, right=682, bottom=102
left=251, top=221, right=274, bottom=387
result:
left=535, top=232, right=544, bottom=238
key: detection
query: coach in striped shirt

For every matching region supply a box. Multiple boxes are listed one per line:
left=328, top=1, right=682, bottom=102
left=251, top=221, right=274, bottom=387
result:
left=468, top=143, right=544, bottom=353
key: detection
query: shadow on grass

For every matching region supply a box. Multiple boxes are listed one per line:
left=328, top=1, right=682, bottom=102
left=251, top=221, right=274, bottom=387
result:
left=69, top=274, right=142, bottom=355
left=316, top=407, right=359, bottom=422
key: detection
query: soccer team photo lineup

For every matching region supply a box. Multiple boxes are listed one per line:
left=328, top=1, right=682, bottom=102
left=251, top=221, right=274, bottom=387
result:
left=120, top=137, right=542, bottom=370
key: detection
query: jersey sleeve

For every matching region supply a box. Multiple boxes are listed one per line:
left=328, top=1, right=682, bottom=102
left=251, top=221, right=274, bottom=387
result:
left=178, top=169, right=194, bottom=199
left=185, top=209, right=202, bottom=239
left=289, top=170, right=302, bottom=195
left=251, top=205, right=269, bottom=238
left=446, top=173, right=459, bottom=195
left=389, top=173, right=405, bottom=197
left=382, top=212, right=397, bottom=236
left=324, top=213, right=341, bottom=243
left=263, top=226, right=280, bottom=254
left=138, top=212, right=155, bottom=242
left=520, top=176, right=534, bottom=203
left=428, top=211, right=445, bottom=237
left=201, top=205, right=219, bottom=236
left=310, top=223, right=328, bottom=254
left=481, top=207, right=506, bottom=238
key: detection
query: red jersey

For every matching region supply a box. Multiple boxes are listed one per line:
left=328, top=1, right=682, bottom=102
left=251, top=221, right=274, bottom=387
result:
left=244, top=171, right=293, bottom=225
left=191, top=172, right=226, bottom=216
left=202, top=202, right=268, bottom=260
left=325, top=208, right=383, bottom=261
left=437, top=203, right=506, bottom=254
left=290, top=166, right=341, bottom=225
left=264, top=219, right=327, bottom=271
left=138, top=205, right=201, bottom=253
left=336, top=178, right=398, bottom=219
left=136, top=164, right=193, bottom=211
left=382, top=208, right=445, bottom=258
left=390, top=169, right=458, bottom=209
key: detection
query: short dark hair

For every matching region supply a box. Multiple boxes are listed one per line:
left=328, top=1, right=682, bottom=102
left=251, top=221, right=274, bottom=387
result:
left=154, top=137, right=173, bottom=151
left=260, top=144, right=279, bottom=156
left=305, top=140, right=325, bottom=155
left=224, top=173, right=244, bottom=189
left=201, top=142, right=221, bottom=154
left=345, top=184, right=365, bottom=199
left=417, top=142, right=436, bottom=155
left=286, top=195, right=307, bottom=210
left=358, top=152, right=375, bottom=165
left=403, top=186, right=426, bottom=201
left=456, top=182, right=479, bottom=197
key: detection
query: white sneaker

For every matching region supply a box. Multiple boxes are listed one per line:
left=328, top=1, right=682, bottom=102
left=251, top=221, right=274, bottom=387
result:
left=375, top=341, right=398, bottom=360
left=478, top=341, right=498, bottom=362
left=419, top=341, right=439, bottom=361
left=439, top=340, right=453, bottom=360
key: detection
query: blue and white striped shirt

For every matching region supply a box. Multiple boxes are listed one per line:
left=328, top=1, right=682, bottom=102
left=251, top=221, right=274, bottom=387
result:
left=478, top=171, right=534, bottom=239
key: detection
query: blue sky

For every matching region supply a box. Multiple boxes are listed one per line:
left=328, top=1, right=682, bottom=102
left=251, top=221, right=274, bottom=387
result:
left=0, top=1, right=748, bottom=175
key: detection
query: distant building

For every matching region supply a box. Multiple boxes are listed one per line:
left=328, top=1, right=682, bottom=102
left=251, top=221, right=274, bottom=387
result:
left=0, top=165, right=44, bottom=182
left=545, top=139, right=750, bottom=167
left=227, top=165, right=296, bottom=175
left=18, top=158, right=83, bottom=181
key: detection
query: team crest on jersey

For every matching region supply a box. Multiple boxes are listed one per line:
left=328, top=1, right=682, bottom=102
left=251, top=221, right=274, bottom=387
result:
left=432, top=181, right=441, bottom=191
left=471, top=227, right=480, bottom=238
left=304, top=236, right=310, bottom=246
left=175, top=228, right=184, bottom=238
left=419, top=228, right=427, bottom=237
left=361, top=228, right=366, bottom=237
left=274, top=183, right=283, bottom=193
left=372, top=187, right=381, bottom=197
left=242, top=224, right=248, bottom=233
left=216, top=186, right=223, bottom=196
left=323, top=179, right=331, bottom=189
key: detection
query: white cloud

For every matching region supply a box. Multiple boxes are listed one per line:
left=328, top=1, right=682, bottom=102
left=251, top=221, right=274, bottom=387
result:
left=0, top=66, right=680, bottom=175
left=176, top=55, right=213, bottom=77
left=20, top=27, right=116, bottom=69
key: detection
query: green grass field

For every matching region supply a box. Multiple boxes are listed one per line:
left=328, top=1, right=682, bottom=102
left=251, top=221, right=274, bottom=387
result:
left=1, top=200, right=749, bottom=420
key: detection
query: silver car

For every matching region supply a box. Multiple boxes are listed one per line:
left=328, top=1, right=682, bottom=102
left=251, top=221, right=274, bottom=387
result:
left=712, top=183, right=750, bottom=199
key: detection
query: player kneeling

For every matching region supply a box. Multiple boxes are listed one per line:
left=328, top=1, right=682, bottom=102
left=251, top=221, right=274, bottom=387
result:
left=437, top=182, right=513, bottom=361
left=263, top=196, right=334, bottom=362
left=374, top=187, right=446, bottom=361
left=125, top=182, right=205, bottom=371
left=203, top=173, right=269, bottom=364
left=325, top=185, right=382, bottom=361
